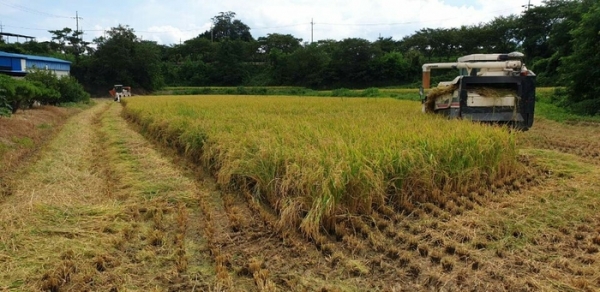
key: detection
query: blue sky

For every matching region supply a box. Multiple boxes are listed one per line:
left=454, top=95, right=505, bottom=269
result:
left=0, top=0, right=542, bottom=45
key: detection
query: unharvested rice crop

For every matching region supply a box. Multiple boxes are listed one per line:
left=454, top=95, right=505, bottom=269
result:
left=123, top=95, right=521, bottom=238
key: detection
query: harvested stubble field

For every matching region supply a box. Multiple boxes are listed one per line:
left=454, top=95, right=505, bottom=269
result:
left=1, top=95, right=599, bottom=291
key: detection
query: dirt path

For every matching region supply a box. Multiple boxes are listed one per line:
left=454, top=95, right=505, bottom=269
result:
left=0, top=101, right=215, bottom=291
left=1, top=101, right=599, bottom=291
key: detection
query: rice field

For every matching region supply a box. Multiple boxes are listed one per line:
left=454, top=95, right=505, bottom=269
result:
left=3, top=97, right=599, bottom=290
left=123, top=95, right=522, bottom=238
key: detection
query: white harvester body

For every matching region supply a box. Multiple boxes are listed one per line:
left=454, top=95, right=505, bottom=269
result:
left=420, top=52, right=536, bottom=130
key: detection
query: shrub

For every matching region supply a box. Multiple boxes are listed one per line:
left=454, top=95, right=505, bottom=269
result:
left=25, top=69, right=89, bottom=104
left=331, top=88, right=353, bottom=97
left=57, top=76, right=90, bottom=103
left=569, top=99, right=600, bottom=116
left=1, top=71, right=89, bottom=113
left=250, top=87, right=268, bottom=95
left=0, top=75, right=16, bottom=116
left=361, top=87, right=380, bottom=97
left=25, top=69, right=59, bottom=92
left=236, top=86, right=248, bottom=95
left=0, top=90, right=12, bottom=116
left=29, top=80, right=61, bottom=106
left=12, top=79, right=41, bottom=113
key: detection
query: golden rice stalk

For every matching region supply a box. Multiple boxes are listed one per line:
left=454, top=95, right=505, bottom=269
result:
left=424, top=84, right=458, bottom=113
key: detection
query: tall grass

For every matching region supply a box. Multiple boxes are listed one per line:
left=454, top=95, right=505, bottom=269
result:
left=155, top=86, right=420, bottom=100
left=535, top=88, right=600, bottom=123
left=123, top=95, right=521, bottom=238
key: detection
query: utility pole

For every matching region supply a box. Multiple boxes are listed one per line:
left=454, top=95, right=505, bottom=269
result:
left=73, top=11, right=83, bottom=35
left=72, top=11, right=84, bottom=56
left=522, top=0, right=532, bottom=11
left=311, top=18, right=314, bottom=43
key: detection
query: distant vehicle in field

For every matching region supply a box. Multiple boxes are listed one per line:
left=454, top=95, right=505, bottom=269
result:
left=109, top=85, right=132, bottom=102
left=420, top=52, right=536, bottom=130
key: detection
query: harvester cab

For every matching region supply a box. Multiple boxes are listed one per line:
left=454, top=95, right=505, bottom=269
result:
left=420, top=52, right=536, bottom=130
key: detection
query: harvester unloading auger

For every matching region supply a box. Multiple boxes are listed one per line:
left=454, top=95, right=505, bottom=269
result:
left=420, top=52, right=536, bottom=130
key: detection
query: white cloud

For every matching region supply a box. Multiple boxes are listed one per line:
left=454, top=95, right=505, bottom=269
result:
left=1, top=0, right=543, bottom=45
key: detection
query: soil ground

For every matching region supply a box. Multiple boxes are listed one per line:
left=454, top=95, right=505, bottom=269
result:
left=1, top=100, right=599, bottom=291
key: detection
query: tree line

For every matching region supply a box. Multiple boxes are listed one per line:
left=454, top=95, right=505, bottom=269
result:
left=0, top=0, right=598, bottom=115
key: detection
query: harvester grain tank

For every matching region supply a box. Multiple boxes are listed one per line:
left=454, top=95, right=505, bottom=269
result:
left=420, top=52, right=536, bottom=130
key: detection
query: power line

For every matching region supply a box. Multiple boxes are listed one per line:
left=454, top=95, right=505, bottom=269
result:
left=318, top=8, right=516, bottom=27
left=2, top=24, right=50, bottom=31
left=252, top=23, right=308, bottom=30
left=0, top=1, right=71, bottom=19
left=0, top=24, right=198, bottom=34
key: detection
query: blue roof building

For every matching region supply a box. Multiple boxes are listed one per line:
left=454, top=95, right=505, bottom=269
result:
left=0, top=51, right=71, bottom=77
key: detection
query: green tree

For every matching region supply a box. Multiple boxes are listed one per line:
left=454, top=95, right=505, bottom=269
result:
left=370, top=51, right=410, bottom=85
left=372, top=37, right=401, bottom=53
left=257, top=33, right=302, bottom=54
left=177, top=57, right=212, bottom=86
left=327, top=38, right=378, bottom=87
left=283, top=44, right=331, bottom=88
left=48, top=27, right=90, bottom=57
left=211, top=40, right=248, bottom=85
left=173, top=37, right=217, bottom=62
left=86, top=25, right=163, bottom=93
left=200, top=12, right=253, bottom=42
left=484, top=15, right=521, bottom=53
left=559, top=0, right=600, bottom=115
left=519, top=0, right=582, bottom=85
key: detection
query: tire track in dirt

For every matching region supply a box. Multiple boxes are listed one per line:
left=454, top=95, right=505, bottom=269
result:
left=0, top=101, right=119, bottom=290
left=88, top=101, right=217, bottom=291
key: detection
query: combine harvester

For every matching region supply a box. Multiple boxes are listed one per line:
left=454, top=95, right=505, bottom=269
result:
left=420, top=52, right=536, bottom=130
left=109, top=85, right=132, bottom=102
